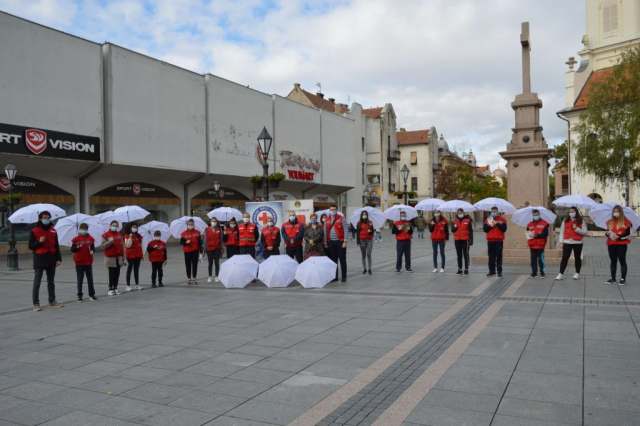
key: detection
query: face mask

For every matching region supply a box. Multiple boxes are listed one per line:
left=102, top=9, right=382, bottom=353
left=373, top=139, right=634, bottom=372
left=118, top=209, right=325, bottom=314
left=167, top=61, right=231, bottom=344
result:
left=230, top=224, right=236, bottom=228
left=613, top=212, right=620, bottom=218
left=188, top=225, right=194, bottom=230
left=533, top=216, right=540, bottom=221
left=400, top=216, right=406, bottom=220
left=491, top=212, right=498, bottom=217
left=131, top=228, right=138, bottom=233
left=111, top=226, right=118, bottom=232
left=289, top=216, right=295, bottom=222
left=362, top=214, right=368, bottom=219
left=154, top=237, right=161, bottom=241
left=243, top=218, right=250, bottom=223
left=211, top=222, right=217, bottom=227
left=569, top=212, right=576, bottom=218
left=267, top=222, right=274, bottom=227
left=41, top=219, right=50, bottom=225
left=310, top=219, right=317, bottom=224
left=80, top=230, right=88, bottom=235
left=330, top=211, right=336, bottom=216
left=458, top=214, right=464, bottom=219
left=435, top=213, right=441, bottom=217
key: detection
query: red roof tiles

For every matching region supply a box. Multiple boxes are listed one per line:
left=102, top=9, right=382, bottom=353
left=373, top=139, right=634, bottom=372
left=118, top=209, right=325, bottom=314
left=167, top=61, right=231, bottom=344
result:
left=302, top=89, right=349, bottom=113
left=397, top=130, right=430, bottom=146
left=573, top=67, right=615, bottom=111
left=362, top=107, right=383, bottom=118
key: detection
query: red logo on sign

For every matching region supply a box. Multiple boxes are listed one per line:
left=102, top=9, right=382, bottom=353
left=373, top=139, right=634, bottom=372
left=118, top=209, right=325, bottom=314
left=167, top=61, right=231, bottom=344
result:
left=133, top=184, right=141, bottom=196
left=0, top=178, right=9, bottom=192
left=25, top=129, right=47, bottom=155
left=219, top=190, right=225, bottom=198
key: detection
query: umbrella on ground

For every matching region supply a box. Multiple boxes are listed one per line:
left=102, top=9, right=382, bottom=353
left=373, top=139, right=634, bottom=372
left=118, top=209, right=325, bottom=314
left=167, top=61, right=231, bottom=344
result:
left=383, top=205, right=419, bottom=222
left=114, top=205, right=151, bottom=222
left=438, top=200, right=476, bottom=213
left=295, top=256, right=337, bottom=289
left=168, top=216, right=208, bottom=238
left=473, top=197, right=517, bottom=213
left=552, top=195, right=597, bottom=209
left=587, top=203, right=640, bottom=231
left=207, top=207, right=243, bottom=222
left=511, top=206, right=557, bottom=227
left=415, top=198, right=445, bottom=212
left=349, top=207, right=386, bottom=229
left=258, top=255, right=298, bottom=288
left=139, top=221, right=170, bottom=248
left=8, top=203, right=67, bottom=224
left=55, top=214, right=103, bottom=246
left=219, top=255, right=259, bottom=288
left=315, top=209, right=344, bottom=218
left=94, top=211, right=129, bottom=231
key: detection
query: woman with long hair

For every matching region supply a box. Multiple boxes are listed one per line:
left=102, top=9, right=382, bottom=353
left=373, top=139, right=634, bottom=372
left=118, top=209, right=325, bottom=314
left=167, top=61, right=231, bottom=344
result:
left=102, top=220, right=126, bottom=296
left=555, top=206, right=588, bottom=280
left=605, top=205, right=632, bottom=285
left=356, top=211, right=374, bottom=274
left=429, top=209, right=449, bottom=273
left=180, top=218, right=203, bottom=285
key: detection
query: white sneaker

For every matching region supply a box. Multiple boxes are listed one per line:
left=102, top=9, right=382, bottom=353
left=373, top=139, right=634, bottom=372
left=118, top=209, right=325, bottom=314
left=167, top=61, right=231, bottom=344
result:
left=108, top=290, right=115, bottom=296
left=440, top=268, right=445, bottom=273
left=555, top=273, right=563, bottom=280
left=125, top=286, right=132, bottom=292
left=207, top=277, right=212, bottom=283
left=573, top=273, right=580, bottom=280
left=135, top=285, right=143, bottom=290
left=214, top=277, right=219, bottom=283
left=432, top=268, right=438, bottom=273
left=114, top=289, right=121, bottom=295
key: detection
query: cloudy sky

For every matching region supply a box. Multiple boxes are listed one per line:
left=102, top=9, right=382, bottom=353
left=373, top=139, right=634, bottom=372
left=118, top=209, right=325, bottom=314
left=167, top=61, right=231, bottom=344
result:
left=0, top=0, right=585, bottom=169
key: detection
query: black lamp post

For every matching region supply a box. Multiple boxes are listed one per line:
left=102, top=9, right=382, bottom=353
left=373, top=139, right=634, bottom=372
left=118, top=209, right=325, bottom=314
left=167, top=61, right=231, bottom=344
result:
left=401, top=164, right=410, bottom=205
left=212, top=180, right=221, bottom=208
left=257, top=127, right=273, bottom=202
left=5, top=161, right=18, bottom=271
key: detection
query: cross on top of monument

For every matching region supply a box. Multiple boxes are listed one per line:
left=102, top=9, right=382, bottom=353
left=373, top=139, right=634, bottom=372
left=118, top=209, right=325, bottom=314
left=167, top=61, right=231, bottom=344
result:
left=520, top=22, right=531, bottom=95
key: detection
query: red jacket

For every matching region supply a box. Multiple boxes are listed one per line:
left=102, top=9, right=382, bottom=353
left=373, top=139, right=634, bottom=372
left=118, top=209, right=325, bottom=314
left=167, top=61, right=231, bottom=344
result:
left=181, top=230, right=201, bottom=253
left=238, top=223, right=257, bottom=247
left=453, top=217, right=472, bottom=242
left=483, top=216, right=507, bottom=242
left=125, top=233, right=144, bottom=260
left=393, top=221, right=413, bottom=241
left=325, top=217, right=345, bottom=242
left=282, top=221, right=304, bottom=247
left=563, top=220, right=584, bottom=242
left=358, top=221, right=374, bottom=241
left=261, top=226, right=280, bottom=247
left=147, top=240, right=167, bottom=262
left=526, top=220, right=549, bottom=249
left=102, top=231, right=124, bottom=258
left=607, top=219, right=632, bottom=246
left=430, top=218, right=448, bottom=242
left=71, top=234, right=95, bottom=265
left=32, top=226, right=58, bottom=255
left=205, top=226, right=222, bottom=251
left=224, top=227, right=239, bottom=246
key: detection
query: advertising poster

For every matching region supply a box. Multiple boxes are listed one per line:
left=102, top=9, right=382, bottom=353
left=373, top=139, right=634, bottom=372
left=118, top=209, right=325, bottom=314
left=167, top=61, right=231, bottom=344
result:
left=282, top=199, right=314, bottom=225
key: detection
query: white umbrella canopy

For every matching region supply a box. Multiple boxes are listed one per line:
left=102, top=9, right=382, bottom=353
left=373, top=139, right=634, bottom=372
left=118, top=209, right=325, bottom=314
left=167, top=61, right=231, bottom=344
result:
left=139, top=221, right=170, bottom=248
left=383, top=205, right=418, bottom=222
left=552, top=195, right=597, bottom=209
left=207, top=207, right=243, bottom=222
left=415, top=198, right=445, bottom=212
left=55, top=214, right=103, bottom=246
left=8, top=203, right=67, bottom=224
left=349, top=207, right=386, bottom=229
left=94, top=211, right=129, bottom=231
left=587, top=204, right=640, bottom=231
left=438, top=200, right=476, bottom=213
left=473, top=198, right=517, bottom=213
left=511, top=206, right=557, bottom=227
left=114, top=205, right=151, bottom=222
left=258, top=255, right=298, bottom=288
left=219, top=255, right=259, bottom=288
left=316, top=209, right=344, bottom=218
left=295, top=256, right=337, bottom=289
left=169, top=216, right=208, bottom=238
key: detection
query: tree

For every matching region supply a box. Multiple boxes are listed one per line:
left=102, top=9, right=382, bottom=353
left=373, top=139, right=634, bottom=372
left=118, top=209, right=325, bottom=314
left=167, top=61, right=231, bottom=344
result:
left=551, top=141, right=568, bottom=170
left=548, top=175, right=556, bottom=205
left=435, top=163, right=507, bottom=202
left=574, top=47, right=640, bottom=204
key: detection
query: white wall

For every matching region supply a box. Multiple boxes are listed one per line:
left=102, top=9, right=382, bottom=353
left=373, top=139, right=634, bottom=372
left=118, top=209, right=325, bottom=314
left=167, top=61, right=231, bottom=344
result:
left=321, top=110, right=356, bottom=187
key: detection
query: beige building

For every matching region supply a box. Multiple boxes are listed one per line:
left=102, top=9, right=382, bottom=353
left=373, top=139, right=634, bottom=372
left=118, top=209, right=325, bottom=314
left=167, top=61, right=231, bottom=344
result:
left=396, top=127, right=439, bottom=203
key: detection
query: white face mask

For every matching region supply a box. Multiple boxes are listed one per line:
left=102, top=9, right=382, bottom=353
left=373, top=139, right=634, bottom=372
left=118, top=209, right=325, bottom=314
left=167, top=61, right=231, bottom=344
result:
left=400, top=216, right=406, bottom=220
left=187, top=225, right=194, bottom=230
left=458, top=214, right=464, bottom=219
left=267, top=221, right=274, bottom=227
left=435, top=213, right=441, bottom=217
left=613, top=212, right=620, bottom=218
left=131, top=228, right=138, bottom=233
left=154, top=237, right=161, bottom=241
left=230, top=224, right=236, bottom=228
left=569, top=212, right=576, bottom=218
left=211, top=222, right=217, bottom=227
left=243, top=217, right=250, bottom=223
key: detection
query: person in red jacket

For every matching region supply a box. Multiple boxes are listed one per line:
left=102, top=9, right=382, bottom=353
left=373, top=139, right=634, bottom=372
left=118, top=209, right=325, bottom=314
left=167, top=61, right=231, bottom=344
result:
left=205, top=218, right=223, bottom=282
left=282, top=211, right=305, bottom=263
left=102, top=220, right=126, bottom=296
left=28, top=211, right=63, bottom=311
left=223, top=218, right=240, bottom=259
left=483, top=207, right=507, bottom=277
left=70, top=223, right=98, bottom=302
left=526, top=210, right=549, bottom=279
left=323, top=205, right=348, bottom=282
left=605, top=205, right=632, bottom=285
left=147, top=230, right=167, bottom=288
left=180, top=219, right=203, bottom=285
left=392, top=211, right=413, bottom=273
left=452, top=208, right=474, bottom=275
left=355, top=210, right=374, bottom=275
left=260, top=217, right=281, bottom=260
left=429, top=210, right=449, bottom=273
left=238, top=213, right=259, bottom=258
left=125, top=223, right=144, bottom=291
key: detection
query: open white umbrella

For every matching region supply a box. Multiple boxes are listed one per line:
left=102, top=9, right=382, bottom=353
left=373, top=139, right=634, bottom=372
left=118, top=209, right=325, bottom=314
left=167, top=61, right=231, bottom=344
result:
left=258, top=255, right=298, bottom=288
left=383, top=205, right=418, bottom=222
left=94, top=211, right=128, bottom=231
left=511, top=206, right=557, bottom=227
left=552, top=195, right=597, bottom=209
left=219, top=255, right=259, bottom=288
left=295, top=256, right=337, bottom=289
left=8, top=203, right=67, bottom=224
left=55, top=214, right=103, bottom=246
left=114, top=206, right=151, bottom=222
left=316, top=209, right=344, bottom=218
left=587, top=203, right=640, bottom=231
left=415, top=198, right=445, bottom=212
left=438, top=200, right=476, bottom=213
left=349, top=207, right=386, bottom=229
left=139, top=221, right=170, bottom=248
left=169, top=216, right=208, bottom=238
left=473, top=197, right=516, bottom=213
left=207, top=207, right=243, bottom=222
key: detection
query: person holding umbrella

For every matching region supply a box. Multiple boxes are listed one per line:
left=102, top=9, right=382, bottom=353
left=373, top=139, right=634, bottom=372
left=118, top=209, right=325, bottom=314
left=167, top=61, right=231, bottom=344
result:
left=147, top=230, right=167, bottom=288
left=429, top=209, right=448, bottom=273
left=260, top=216, right=281, bottom=259
left=224, top=218, right=240, bottom=259
left=392, top=210, right=414, bottom=273
left=70, top=222, right=98, bottom=302
left=124, top=223, right=144, bottom=291
left=483, top=207, right=507, bottom=277
left=282, top=211, right=305, bottom=263
left=526, top=209, right=549, bottom=279
left=180, top=218, right=203, bottom=285
left=605, top=205, right=632, bottom=285
left=238, top=212, right=259, bottom=259
left=205, top=217, right=223, bottom=282
left=356, top=210, right=374, bottom=274
left=555, top=207, right=588, bottom=281
left=102, top=220, right=126, bottom=296
left=452, top=208, right=473, bottom=275
left=304, top=213, right=324, bottom=259
left=324, top=204, right=348, bottom=282
left=29, top=211, right=63, bottom=311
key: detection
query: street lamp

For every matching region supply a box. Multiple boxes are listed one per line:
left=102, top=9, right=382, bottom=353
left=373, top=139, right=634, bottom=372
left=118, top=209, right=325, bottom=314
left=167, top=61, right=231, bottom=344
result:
left=4, top=161, right=18, bottom=270
left=212, top=180, right=221, bottom=208
left=401, top=164, right=410, bottom=205
left=257, top=127, right=273, bottom=201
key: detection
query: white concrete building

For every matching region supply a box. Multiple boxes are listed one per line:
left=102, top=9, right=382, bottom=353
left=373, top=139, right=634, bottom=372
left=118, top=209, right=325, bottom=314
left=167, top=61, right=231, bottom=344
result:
left=396, top=127, right=440, bottom=204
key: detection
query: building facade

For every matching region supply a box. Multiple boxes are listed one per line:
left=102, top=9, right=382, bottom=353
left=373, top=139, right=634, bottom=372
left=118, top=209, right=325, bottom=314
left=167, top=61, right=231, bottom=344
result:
left=396, top=127, right=439, bottom=203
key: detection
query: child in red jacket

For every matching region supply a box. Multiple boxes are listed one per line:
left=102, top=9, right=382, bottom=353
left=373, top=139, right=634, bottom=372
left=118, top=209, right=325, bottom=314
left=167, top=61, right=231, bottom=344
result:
left=70, top=223, right=97, bottom=302
left=147, top=230, right=167, bottom=288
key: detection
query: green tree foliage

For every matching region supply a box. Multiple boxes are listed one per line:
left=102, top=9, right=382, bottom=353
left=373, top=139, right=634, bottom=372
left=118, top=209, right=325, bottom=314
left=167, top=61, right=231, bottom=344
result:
left=435, top=163, right=507, bottom=202
left=552, top=141, right=568, bottom=170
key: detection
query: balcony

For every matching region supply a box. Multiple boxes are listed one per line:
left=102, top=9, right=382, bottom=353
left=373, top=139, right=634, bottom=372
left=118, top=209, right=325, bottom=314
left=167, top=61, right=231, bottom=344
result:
left=387, top=149, right=401, bottom=162
left=388, top=183, right=396, bottom=193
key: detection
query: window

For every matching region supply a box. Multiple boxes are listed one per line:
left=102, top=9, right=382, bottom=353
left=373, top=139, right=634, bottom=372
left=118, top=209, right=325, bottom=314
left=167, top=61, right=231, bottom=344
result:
left=602, top=0, right=618, bottom=35
left=562, top=174, right=569, bottom=191
left=388, top=135, right=391, bottom=153
left=411, top=177, right=418, bottom=192
left=388, top=167, right=392, bottom=184
left=362, top=163, right=365, bottom=185
left=410, top=151, right=418, bottom=165
left=362, top=137, right=365, bottom=152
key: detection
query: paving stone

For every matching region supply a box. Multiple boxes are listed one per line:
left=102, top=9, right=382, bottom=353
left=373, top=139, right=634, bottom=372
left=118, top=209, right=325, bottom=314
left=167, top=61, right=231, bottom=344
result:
left=39, top=410, right=127, bottom=426
left=255, top=374, right=346, bottom=408
left=228, top=367, right=294, bottom=385
left=153, top=370, right=221, bottom=390
left=0, top=394, right=26, bottom=411
left=226, top=399, right=307, bottom=425
left=201, top=378, right=272, bottom=399
left=183, top=361, right=246, bottom=377
left=1, top=381, right=68, bottom=402
left=583, top=405, right=640, bottom=426
left=204, top=415, right=268, bottom=425
left=131, top=403, right=217, bottom=426
left=169, top=390, right=246, bottom=414
left=84, top=396, right=161, bottom=420
left=121, top=382, right=192, bottom=404
left=77, top=376, right=146, bottom=395
left=40, top=388, right=112, bottom=409
left=404, top=404, right=493, bottom=426
left=230, top=344, right=283, bottom=357
left=497, top=398, right=582, bottom=425
left=0, top=400, right=72, bottom=426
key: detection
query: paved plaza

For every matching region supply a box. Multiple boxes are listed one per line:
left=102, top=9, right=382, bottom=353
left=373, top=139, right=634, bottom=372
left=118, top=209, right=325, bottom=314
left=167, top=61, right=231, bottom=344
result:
left=0, top=234, right=639, bottom=426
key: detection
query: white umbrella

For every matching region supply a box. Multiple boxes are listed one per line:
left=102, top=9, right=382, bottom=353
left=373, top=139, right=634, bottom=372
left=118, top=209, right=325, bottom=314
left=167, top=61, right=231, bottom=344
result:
left=94, top=211, right=128, bottom=231
left=315, top=209, right=344, bottom=218
left=8, top=203, right=67, bottom=224
left=383, top=205, right=418, bottom=222
left=552, top=195, right=597, bottom=209
left=349, top=207, right=386, bottom=229
left=139, top=221, right=170, bottom=248
left=295, top=256, right=337, bottom=289
left=511, top=206, right=557, bottom=227
left=258, top=255, right=298, bottom=288
left=587, top=204, right=640, bottom=231
left=415, top=198, right=445, bottom=212
left=55, top=214, right=103, bottom=246
left=169, top=216, right=208, bottom=238
left=207, top=207, right=243, bottom=222
left=473, top=198, right=517, bottom=213
left=219, top=255, right=259, bottom=288
left=438, top=200, right=476, bottom=213
left=114, top=205, right=151, bottom=222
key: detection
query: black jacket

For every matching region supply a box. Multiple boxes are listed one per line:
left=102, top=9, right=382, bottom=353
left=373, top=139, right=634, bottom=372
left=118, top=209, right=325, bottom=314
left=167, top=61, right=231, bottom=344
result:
left=28, top=222, right=62, bottom=269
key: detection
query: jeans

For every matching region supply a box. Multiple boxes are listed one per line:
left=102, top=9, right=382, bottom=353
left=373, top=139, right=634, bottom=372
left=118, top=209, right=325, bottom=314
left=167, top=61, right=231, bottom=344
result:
left=530, top=249, right=545, bottom=276
left=286, top=245, right=303, bottom=263
left=33, top=266, right=56, bottom=305
left=328, top=240, right=347, bottom=279
left=559, top=244, right=583, bottom=274
left=375, top=231, right=381, bottom=242
left=151, top=261, right=164, bottom=284
left=359, top=239, right=373, bottom=270
left=184, top=251, right=199, bottom=279
left=487, top=241, right=503, bottom=274
left=76, top=265, right=95, bottom=297
left=608, top=245, right=628, bottom=280
left=396, top=240, right=411, bottom=270
left=126, top=258, right=141, bottom=285
left=454, top=240, right=470, bottom=270
left=207, top=249, right=221, bottom=277
left=432, top=241, right=445, bottom=269
left=417, top=229, right=425, bottom=238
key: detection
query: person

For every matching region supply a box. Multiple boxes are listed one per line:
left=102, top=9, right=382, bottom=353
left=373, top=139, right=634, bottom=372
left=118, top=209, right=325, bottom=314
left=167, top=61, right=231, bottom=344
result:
left=605, top=205, right=632, bottom=285
left=555, top=206, right=588, bottom=280
left=282, top=211, right=305, bottom=263
left=205, top=217, right=223, bottom=282
left=147, top=230, right=167, bottom=288
left=483, top=207, right=507, bottom=277
left=238, top=212, right=259, bottom=258
left=70, top=223, right=98, bottom=302
left=29, top=211, right=63, bottom=311
left=416, top=214, right=427, bottom=239
left=304, top=213, right=324, bottom=259
left=324, top=205, right=348, bottom=282
left=124, top=223, right=144, bottom=291
left=429, top=209, right=448, bottom=273
left=319, top=214, right=329, bottom=253
left=349, top=223, right=357, bottom=241
left=374, top=227, right=382, bottom=242
left=180, top=219, right=203, bottom=285
left=223, top=218, right=240, bottom=259
left=526, top=209, right=549, bottom=279
left=261, top=216, right=281, bottom=259
left=452, top=208, right=473, bottom=275
left=102, top=220, right=126, bottom=296
left=392, top=211, right=413, bottom=273
left=356, top=211, right=374, bottom=274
